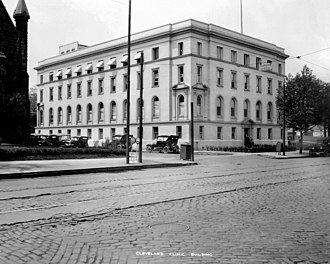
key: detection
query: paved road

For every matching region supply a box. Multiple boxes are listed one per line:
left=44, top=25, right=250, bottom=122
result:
left=0, top=154, right=329, bottom=264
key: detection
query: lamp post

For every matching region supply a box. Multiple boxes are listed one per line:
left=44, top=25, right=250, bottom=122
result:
left=125, top=0, right=131, bottom=164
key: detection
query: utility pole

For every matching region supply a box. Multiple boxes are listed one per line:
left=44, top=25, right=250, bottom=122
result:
left=138, top=52, right=144, bottom=163
left=282, top=82, right=286, bottom=156
left=240, top=0, right=243, bottom=34
left=126, top=0, right=131, bottom=164
left=190, top=102, right=194, bottom=161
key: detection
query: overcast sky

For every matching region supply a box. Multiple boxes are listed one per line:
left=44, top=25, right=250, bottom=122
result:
left=3, top=0, right=330, bottom=86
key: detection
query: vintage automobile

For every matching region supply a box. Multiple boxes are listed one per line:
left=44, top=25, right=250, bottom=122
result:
left=29, top=134, right=48, bottom=146
left=146, top=135, right=179, bottom=154
left=110, top=134, right=135, bottom=151
left=309, top=137, right=330, bottom=157
left=63, top=136, right=89, bottom=148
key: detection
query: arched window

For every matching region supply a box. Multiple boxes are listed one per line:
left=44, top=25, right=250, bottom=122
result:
left=76, top=105, right=82, bottom=123
left=216, top=96, right=223, bottom=117
left=256, top=101, right=262, bottom=120
left=67, top=106, right=72, bottom=124
left=244, top=99, right=250, bottom=118
left=110, top=101, right=117, bottom=121
left=137, top=99, right=144, bottom=120
left=267, top=102, right=273, bottom=120
left=98, top=102, right=104, bottom=122
left=230, top=98, right=237, bottom=118
left=87, top=104, right=93, bottom=122
left=197, top=95, right=202, bottom=116
left=152, top=97, right=160, bottom=118
left=58, top=107, right=63, bottom=124
left=49, top=108, right=54, bottom=125
left=123, top=100, right=127, bottom=120
left=178, top=95, right=185, bottom=116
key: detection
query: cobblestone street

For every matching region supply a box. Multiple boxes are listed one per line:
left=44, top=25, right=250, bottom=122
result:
left=0, top=154, right=329, bottom=264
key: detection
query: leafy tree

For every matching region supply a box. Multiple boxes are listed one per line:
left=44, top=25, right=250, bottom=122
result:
left=276, top=66, right=323, bottom=153
left=319, top=83, right=330, bottom=137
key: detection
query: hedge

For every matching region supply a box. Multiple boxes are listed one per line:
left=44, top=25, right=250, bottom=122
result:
left=0, top=147, right=125, bottom=161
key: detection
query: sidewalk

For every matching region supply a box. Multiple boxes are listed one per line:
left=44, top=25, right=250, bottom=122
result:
left=0, top=154, right=197, bottom=179
left=0, top=150, right=312, bottom=179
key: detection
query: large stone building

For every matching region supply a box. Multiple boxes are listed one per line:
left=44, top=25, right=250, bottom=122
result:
left=35, top=19, right=288, bottom=149
left=0, top=0, right=30, bottom=143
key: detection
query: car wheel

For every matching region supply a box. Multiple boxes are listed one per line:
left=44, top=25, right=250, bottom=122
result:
left=163, top=146, right=170, bottom=154
left=146, top=146, right=152, bottom=153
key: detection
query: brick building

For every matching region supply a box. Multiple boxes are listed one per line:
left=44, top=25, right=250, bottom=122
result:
left=35, top=19, right=288, bottom=149
left=0, top=0, right=30, bottom=143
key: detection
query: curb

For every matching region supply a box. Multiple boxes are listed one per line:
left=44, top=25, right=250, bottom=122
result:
left=0, top=162, right=198, bottom=179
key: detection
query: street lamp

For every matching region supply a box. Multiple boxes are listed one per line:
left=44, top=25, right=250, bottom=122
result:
left=282, top=82, right=286, bottom=156
left=125, top=0, right=131, bottom=164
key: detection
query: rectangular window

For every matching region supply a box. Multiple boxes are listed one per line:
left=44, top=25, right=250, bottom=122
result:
left=244, top=54, right=250, bottom=66
left=99, top=128, right=103, bottom=140
left=49, top=130, right=53, bottom=134
left=231, top=50, right=237, bottom=63
left=40, top=75, right=43, bottom=84
left=67, top=84, right=71, bottom=99
left=176, top=126, right=182, bottom=138
left=256, top=57, right=261, bottom=70
left=217, top=46, right=223, bottom=60
left=257, top=128, right=261, bottom=139
left=256, top=76, right=262, bottom=93
left=231, top=71, right=237, bottom=89
left=152, top=47, right=159, bottom=60
left=178, top=42, right=184, bottom=56
left=58, top=130, right=62, bottom=134
left=58, top=86, right=62, bottom=100
left=87, top=129, right=92, bottom=139
left=217, top=68, right=223, bottom=86
left=152, top=127, right=159, bottom=139
left=87, top=81, right=92, bottom=96
left=267, top=79, right=272, bottom=94
left=40, top=90, right=43, bottom=102
left=67, top=129, right=71, bottom=135
left=197, top=42, right=202, bottom=56
left=152, top=69, right=159, bottom=87
left=217, top=127, right=222, bottom=139
left=49, top=88, right=53, bottom=101
left=199, top=126, right=204, bottom=139
left=111, top=128, right=115, bottom=139
left=197, top=65, right=202, bottom=83
left=231, top=127, right=236, bottom=139
left=77, top=129, right=81, bottom=136
left=49, top=72, right=53, bottom=82
left=137, top=72, right=141, bottom=90
left=268, top=128, right=272, bottom=139
left=110, top=76, right=116, bottom=93
left=278, top=64, right=282, bottom=75
left=77, top=83, right=82, bottom=98
left=123, top=74, right=128, bottom=91
left=98, top=79, right=104, bottom=94
left=178, top=65, right=184, bottom=83
left=244, top=74, right=250, bottom=90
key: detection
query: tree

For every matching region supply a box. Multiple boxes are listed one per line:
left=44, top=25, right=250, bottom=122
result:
left=276, top=66, right=323, bottom=153
left=319, top=83, right=330, bottom=137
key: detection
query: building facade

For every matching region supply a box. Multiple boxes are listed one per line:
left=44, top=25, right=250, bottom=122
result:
left=35, top=19, right=288, bottom=149
left=0, top=0, right=30, bottom=143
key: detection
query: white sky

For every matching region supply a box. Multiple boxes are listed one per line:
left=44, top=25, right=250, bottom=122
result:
left=3, top=0, right=330, bottom=86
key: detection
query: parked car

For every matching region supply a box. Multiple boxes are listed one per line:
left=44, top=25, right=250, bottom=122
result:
left=146, top=135, right=179, bottom=154
left=309, top=137, right=330, bottom=157
left=45, top=135, right=63, bottom=147
left=64, top=136, right=89, bottom=148
left=110, top=134, right=135, bottom=150
left=29, top=134, right=48, bottom=146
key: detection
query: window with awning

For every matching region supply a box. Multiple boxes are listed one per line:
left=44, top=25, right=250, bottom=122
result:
left=96, top=60, right=104, bottom=69
left=74, top=66, right=82, bottom=73
left=107, top=57, right=116, bottom=68
left=56, top=70, right=62, bottom=77
left=65, top=68, right=72, bottom=76
left=120, top=54, right=128, bottom=65
left=85, top=64, right=93, bottom=72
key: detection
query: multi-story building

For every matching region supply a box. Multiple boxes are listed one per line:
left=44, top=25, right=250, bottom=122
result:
left=35, top=19, right=288, bottom=149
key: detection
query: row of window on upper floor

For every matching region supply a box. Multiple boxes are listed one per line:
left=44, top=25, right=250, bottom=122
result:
left=39, top=42, right=284, bottom=84
left=39, top=68, right=282, bottom=103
